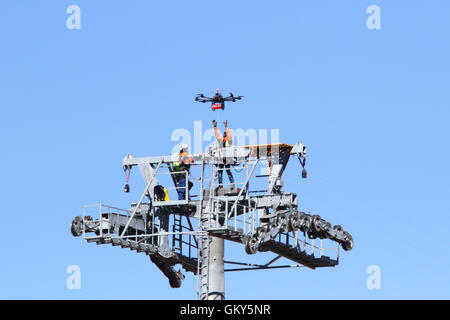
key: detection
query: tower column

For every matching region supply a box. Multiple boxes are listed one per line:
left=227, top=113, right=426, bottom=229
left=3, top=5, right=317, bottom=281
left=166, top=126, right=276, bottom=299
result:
left=208, top=236, right=224, bottom=300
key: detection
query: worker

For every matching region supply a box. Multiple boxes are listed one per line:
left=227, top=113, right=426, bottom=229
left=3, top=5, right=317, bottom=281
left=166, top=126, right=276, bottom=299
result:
left=154, top=185, right=170, bottom=201
left=213, top=120, right=235, bottom=190
left=174, top=144, right=194, bottom=200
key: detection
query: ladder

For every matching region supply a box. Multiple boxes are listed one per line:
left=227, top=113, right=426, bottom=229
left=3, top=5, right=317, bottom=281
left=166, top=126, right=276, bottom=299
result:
left=197, top=161, right=215, bottom=300
left=172, top=214, right=183, bottom=255
left=198, top=230, right=211, bottom=300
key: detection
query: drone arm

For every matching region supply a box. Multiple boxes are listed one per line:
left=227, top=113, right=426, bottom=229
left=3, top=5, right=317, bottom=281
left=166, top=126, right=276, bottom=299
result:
left=195, top=97, right=212, bottom=103
left=222, top=95, right=243, bottom=102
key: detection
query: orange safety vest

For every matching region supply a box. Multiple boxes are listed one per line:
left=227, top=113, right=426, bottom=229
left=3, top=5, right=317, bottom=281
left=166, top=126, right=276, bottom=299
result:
left=221, top=137, right=231, bottom=148
left=176, top=152, right=193, bottom=173
left=215, top=127, right=232, bottom=148
left=179, top=152, right=193, bottom=164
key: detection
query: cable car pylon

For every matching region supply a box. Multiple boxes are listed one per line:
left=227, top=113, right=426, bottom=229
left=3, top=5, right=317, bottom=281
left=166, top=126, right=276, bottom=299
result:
left=70, top=94, right=353, bottom=300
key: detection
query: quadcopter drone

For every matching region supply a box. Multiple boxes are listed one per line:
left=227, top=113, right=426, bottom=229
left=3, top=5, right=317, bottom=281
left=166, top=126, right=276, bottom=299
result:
left=195, top=88, right=243, bottom=111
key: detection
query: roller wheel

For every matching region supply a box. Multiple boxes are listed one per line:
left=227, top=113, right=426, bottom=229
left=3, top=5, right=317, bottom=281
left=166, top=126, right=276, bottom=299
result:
left=288, top=214, right=299, bottom=231
left=333, top=225, right=343, bottom=239
left=299, top=214, right=311, bottom=232
left=311, top=215, right=322, bottom=232
left=245, top=235, right=258, bottom=255
left=322, top=221, right=332, bottom=238
left=71, top=216, right=83, bottom=237
left=256, top=225, right=267, bottom=238
left=245, top=240, right=251, bottom=254
left=342, top=232, right=354, bottom=251
left=268, top=222, right=278, bottom=235
left=277, top=213, right=288, bottom=230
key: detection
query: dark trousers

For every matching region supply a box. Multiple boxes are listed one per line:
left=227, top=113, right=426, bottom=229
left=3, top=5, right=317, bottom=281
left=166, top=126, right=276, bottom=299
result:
left=218, top=163, right=234, bottom=185
left=177, top=176, right=193, bottom=200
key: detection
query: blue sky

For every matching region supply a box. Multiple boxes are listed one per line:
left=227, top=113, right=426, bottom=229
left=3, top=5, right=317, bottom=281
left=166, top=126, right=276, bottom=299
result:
left=0, top=0, right=449, bottom=299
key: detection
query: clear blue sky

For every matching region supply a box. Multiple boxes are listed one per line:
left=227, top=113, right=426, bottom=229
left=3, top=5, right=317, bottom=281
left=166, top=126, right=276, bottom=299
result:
left=1, top=0, right=449, bottom=299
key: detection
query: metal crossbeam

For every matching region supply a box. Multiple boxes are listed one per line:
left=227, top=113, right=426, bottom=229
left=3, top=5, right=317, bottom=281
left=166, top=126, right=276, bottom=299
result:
left=228, top=158, right=259, bottom=219
left=121, top=160, right=162, bottom=237
left=225, top=264, right=305, bottom=272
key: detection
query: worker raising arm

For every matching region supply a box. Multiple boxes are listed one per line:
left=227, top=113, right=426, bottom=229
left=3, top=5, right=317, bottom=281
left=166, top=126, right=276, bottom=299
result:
left=212, top=120, right=235, bottom=190
left=214, top=120, right=233, bottom=148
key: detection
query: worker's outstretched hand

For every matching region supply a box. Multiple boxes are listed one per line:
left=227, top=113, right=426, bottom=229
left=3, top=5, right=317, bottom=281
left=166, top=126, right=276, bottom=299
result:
left=212, top=120, right=217, bottom=127
left=224, top=120, right=228, bottom=128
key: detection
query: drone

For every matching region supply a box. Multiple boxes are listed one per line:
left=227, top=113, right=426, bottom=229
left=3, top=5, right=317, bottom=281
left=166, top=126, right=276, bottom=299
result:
left=195, top=88, right=243, bottom=111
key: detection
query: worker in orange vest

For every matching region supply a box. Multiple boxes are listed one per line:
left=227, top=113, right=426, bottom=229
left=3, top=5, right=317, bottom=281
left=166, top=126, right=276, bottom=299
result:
left=175, top=144, right=194, bottom=200
left=213, top=120, right=235, bottom=190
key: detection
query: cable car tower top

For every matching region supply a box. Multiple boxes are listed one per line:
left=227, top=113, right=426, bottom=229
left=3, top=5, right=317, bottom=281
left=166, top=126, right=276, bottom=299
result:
left=70, top=93, right=354, bottom=300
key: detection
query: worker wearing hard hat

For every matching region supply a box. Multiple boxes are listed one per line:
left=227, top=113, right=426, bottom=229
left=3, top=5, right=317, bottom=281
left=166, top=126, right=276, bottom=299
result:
left=174, top=144, right=194, bottom=200
left=213, top=120, right=235, bottom=190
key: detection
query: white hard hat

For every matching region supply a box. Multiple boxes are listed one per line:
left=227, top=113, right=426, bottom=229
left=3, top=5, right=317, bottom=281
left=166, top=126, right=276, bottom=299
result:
left=179, top=144, right=188, bottom=152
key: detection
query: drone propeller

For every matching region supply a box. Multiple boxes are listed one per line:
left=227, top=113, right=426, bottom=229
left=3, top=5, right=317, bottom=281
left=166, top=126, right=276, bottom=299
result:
left=195, top=93, right=210, bottom=103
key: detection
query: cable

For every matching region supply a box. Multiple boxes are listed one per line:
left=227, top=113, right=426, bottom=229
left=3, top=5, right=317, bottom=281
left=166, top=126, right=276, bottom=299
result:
left=232, top=164, right=245, bottom=173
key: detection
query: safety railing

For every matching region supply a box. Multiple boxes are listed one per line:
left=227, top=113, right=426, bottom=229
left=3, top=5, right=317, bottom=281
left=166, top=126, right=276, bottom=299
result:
left=172, top=220, right=199, bottom=259
left=82, top=203, right=147, bottom=240
left=206, top=197, right=257, bottom=234
left=270, top=230, right=340, bottom=260
left=203, top=158, right=266, bottom=233
left=81, top=203, right=203, bottom=260
left=152, top=169, right=191, bottom=205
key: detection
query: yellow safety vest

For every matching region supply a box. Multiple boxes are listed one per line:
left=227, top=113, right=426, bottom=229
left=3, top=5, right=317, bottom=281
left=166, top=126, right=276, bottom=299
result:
left=221, top=138, right=231, bottom=148
left=173, top=161, right=181, bottom=171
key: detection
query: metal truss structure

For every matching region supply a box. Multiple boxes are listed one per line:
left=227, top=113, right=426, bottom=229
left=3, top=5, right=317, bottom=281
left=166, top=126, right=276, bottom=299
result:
left=71, top=141, right=354, bottom=300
